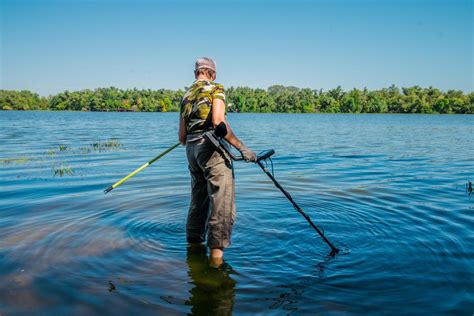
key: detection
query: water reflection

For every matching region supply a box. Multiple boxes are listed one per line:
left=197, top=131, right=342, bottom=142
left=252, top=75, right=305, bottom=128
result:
left=185, top=245, right=236, bottom=315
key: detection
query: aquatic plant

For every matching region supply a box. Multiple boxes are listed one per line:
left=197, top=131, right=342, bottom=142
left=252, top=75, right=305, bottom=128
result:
left=108, top=281, right=116, bottom=292
left=58, top=144, right=68, bottom=151
left=46, top=149, right=57, bottom=155
left=90, top=138, right=121, bottom=151
left=0, top=157, right=29, bottom=164
left=53, top=164, right=74, bottom=177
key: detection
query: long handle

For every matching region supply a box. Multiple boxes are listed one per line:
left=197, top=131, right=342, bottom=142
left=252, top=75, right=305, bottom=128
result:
left=104, top=142, right=180, bottom=194
left=203, top=131, right=244, bottom=161
left=257, top=160, right=339, bottom=255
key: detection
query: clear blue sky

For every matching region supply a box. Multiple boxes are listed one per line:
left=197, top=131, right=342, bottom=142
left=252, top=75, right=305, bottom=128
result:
left=1, top=0, right=472, bottom=95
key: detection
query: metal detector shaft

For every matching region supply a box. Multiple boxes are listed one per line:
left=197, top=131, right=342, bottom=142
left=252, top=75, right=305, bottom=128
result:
left=104, top=142, right=180, bottom=194
left=256, top=160, right=339, bottom=254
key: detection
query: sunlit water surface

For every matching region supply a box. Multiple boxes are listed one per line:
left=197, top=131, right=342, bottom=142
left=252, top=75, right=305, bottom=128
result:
left=0, top=112, right=473, bottom=315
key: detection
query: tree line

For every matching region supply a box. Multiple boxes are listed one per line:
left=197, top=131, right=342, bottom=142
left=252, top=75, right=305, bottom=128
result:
left=1, top=85, right=472, bottom=113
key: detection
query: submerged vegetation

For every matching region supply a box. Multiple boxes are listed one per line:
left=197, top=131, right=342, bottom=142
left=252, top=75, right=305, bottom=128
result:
left=1, top=85, right=472, bottom=113
left=91, top=138, right=121, bottom=151
left=53, top=164, right=74, bottom=177
left=1, top=138, right=122, bottom=178
left=0, top=157, right=30, bottom=164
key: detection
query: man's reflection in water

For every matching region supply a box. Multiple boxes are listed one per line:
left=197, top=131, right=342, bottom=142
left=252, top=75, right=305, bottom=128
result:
left=185, top=245, right=236, bottom=315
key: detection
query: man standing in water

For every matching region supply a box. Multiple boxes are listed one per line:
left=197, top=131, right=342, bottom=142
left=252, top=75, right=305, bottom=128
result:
left=179, top=57, right=256, bottom=267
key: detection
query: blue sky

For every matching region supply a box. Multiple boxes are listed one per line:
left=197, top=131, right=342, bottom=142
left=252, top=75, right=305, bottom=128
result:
left=1, top=0, right=472, bottom=95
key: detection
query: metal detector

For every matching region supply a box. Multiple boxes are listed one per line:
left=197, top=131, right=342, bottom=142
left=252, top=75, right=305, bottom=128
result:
left=204, top=122, right=339, bottom=255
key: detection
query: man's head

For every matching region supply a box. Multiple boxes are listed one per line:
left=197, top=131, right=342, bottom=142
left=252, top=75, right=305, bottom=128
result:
left=194, top=57, right=216, bottom=81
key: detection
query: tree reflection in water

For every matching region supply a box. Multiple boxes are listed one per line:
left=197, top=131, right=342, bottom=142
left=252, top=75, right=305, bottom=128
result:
left=185, top=245, right=236, bottom=315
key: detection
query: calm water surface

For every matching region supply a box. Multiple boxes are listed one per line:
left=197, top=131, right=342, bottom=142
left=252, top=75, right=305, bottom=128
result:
left=0, top=112, right=473, bottom=315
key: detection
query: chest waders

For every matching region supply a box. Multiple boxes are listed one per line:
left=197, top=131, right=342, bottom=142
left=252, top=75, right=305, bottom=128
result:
left=204, top=122, right=339, bottom=256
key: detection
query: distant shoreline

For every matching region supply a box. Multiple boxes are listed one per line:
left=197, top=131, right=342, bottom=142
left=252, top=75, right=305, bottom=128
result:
left=1, top=85, right=473, bottom=114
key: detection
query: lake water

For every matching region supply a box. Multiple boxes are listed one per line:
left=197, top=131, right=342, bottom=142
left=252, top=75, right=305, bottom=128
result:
left=0, top=112, right=473, bottom=315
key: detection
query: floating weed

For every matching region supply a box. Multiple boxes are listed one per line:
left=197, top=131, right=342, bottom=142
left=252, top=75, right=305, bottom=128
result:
left=53, top=164, right=74, bottom=177
left=59, top=144, right=68, bottom=151
left=47, top=149, right=57, bottom=156
left=108, top=281, right=116, bottom=293
left=0, top=157, right=29, bottom=164
left=106, top=138, right=121, bottom=148
left=90, top=138, right=122, bottom=151
left=91, top=142, right=101, bottom=150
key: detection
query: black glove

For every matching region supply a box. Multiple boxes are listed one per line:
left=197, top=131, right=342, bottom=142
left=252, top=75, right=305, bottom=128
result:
left=239, top=143, right=257, bottom=162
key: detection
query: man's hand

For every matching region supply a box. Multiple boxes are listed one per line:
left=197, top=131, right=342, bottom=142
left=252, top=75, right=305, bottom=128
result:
left=239, top=143, right=257, bottom=162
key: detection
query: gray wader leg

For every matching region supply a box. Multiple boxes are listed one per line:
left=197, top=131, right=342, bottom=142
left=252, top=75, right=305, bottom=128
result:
left=204, top=151, right=235, bottom=249
left=186, top=142, right=210, bottom=244
left=185, top=138, right=236, bottom=248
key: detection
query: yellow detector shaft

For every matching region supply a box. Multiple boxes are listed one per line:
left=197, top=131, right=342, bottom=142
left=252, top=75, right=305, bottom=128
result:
left=104, top=142, right=180, bottom=194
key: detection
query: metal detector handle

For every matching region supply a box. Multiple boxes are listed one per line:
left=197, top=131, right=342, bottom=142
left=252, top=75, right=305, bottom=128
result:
left=218, top=138, right=244, bottom=161
left=204, top=127, right=275, bottom=162
left=203, top=131, right=244, bottom=161
left=257, top=149, right=275, bottom=162
left=203, top=131, right=221, bottom=149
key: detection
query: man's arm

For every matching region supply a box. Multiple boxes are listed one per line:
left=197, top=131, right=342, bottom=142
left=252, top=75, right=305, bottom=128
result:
left=212, top=98, right=257, bottom=162
left=212, top=98, right=242, bottom=149
left=178, top=115, right=187, bottom=145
